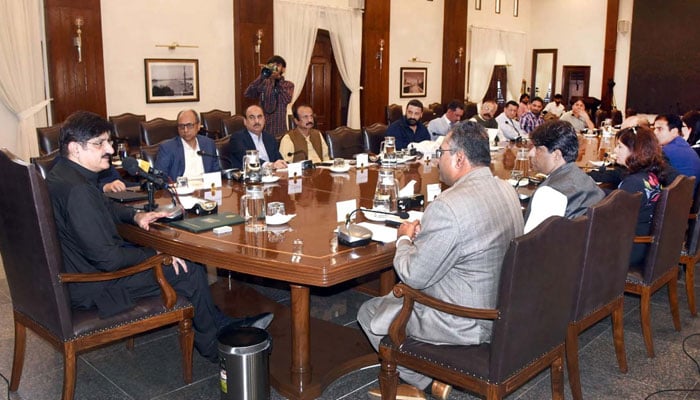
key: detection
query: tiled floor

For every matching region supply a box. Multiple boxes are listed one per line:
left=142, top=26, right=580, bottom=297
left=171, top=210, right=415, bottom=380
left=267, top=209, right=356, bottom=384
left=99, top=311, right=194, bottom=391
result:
left=1, top=270, right=700, bottom=400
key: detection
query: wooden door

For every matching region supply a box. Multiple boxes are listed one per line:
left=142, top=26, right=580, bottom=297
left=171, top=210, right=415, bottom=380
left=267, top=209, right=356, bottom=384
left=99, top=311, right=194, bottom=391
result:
left=562, top=66, right=591, bottom=106
left=44, top=0, right=106, bottom=122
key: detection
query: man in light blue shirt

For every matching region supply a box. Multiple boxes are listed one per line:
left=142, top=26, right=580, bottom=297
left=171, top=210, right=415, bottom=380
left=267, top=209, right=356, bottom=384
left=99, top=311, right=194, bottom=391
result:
left=427, top=100, right=465, bottom=140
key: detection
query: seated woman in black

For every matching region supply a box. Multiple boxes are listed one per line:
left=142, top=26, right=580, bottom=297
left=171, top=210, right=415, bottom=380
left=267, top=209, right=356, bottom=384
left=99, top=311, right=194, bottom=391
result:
left=613, top=126, right=672, bottom=266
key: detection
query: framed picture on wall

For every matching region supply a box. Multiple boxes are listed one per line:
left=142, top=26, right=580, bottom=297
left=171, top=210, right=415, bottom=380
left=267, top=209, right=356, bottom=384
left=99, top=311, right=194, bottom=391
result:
left=144, top=59, right=200, bottom=103
left=400, top=67, right=427, bottom=98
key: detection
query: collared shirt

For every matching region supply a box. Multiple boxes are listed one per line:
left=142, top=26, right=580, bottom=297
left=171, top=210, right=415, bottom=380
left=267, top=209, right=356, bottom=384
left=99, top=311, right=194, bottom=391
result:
left=386, top=117, right=431, bottom=150
left=427, top=114, right=452, bottom=141
left=543, top=102, right=565, bottom=117
left=248, top=131, right=271, bottom=162
left=520, top=111, right=545, bottom=134
left=495, top=113, right=525, bottom=141
left=180, top=137, right=204, bottom=180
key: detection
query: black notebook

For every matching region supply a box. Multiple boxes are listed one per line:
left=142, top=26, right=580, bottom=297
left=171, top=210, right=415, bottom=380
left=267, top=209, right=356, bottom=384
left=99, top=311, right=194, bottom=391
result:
left=168, top=212, right=245, bottom=233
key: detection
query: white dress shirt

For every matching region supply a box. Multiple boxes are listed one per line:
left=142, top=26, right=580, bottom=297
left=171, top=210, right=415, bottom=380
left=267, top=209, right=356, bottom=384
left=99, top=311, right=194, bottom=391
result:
left=181, top=138, right=204, bottom=180
left=495, top=113, right=525, bottom=141
left=427, top=115, right=452, bottom=141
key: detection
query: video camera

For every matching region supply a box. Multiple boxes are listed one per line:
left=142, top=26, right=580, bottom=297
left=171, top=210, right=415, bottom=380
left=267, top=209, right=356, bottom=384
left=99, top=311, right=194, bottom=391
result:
left=261, top=63, right=279, bottom=78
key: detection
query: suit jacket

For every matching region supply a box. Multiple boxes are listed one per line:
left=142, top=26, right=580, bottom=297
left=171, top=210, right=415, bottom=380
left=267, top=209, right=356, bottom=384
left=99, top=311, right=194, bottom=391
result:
left=370, top=167, right=524, bottom=346
left=225, top=129, right=283, bottom=169
left=154, top=135, right=220, bottom=181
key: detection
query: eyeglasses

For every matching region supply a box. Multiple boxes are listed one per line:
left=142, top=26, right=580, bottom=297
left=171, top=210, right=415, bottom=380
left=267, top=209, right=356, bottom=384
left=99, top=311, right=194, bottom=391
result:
left=85, top=138, right=113, bottom=148
left=435, top=148, right=457, bottom=158
left=177, top=122, right=196, bottom=131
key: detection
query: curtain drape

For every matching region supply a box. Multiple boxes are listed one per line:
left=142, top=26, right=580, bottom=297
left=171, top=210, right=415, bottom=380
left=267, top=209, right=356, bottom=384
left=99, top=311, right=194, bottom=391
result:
left=325, top=8, right=362, bottom=128
left=0, top=0, right=48, bottom=159
left=468, top=27, right=500, bottom=103
left=500, top=31, right=526, bottom=102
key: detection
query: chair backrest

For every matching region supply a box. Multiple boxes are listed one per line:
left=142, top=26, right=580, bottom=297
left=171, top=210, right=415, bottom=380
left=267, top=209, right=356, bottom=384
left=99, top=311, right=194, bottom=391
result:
left=109, top=113, right=146, bottom=152
left=324, top=126, right=364, bottom=159
left=642, top=175, right=695, bottom=283
left=215, top=136, right=232, bottom=169
left=363, top=123, right=388, bottom=154
left=571, top=190, right=641, bottom=321
left=429, top=102, right=445, bottom=117
left=288, top=114, right=296, bottom=130
left=139, top=143, right=160, bottom=165
left=36, top=123, right=63, bottom=156
left=201, top=109, right=231, bottom=139
left=140, top=118, right=178, bottom=146
left=610, top=109, right=623, bottom=126
left=221, top=115, right=246, bottom=137
left=595, top=109, right=609, bottom=127
left=420, top=108, right=436, bottom=124
left=686, top=184, right=700, bottom=256
left=463, top=101, right=478, bottom=120
left=0, top=149, right=74, bottom=339
left=30, top=149, right=60, bottom=179
left=489, top=216, right=587, bottom=382
left=385, top=104, right=403, bottom=125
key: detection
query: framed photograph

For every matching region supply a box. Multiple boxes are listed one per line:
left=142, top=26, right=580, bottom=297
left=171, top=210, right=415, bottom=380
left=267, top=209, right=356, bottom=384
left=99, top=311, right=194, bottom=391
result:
left=144, top=59, right=199, bottom=103
left=400, top=67, right=427, bottom=98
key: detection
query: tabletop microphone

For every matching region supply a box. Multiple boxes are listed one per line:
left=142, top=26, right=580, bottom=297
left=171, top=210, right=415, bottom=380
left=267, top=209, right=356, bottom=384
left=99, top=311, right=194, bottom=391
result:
left=287, top=149, right=307, bottom=159
left=197, top=150, right=219, bottom=158
left=337, top=208, right=410, bottom=247
left=122, top=157, right=168, bottom=190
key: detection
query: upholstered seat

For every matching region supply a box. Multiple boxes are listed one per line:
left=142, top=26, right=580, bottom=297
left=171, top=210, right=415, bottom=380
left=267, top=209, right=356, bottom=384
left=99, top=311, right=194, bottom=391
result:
left=109, top=113, right=146, bottom=154
left=679, top=184, right=700, bottom=316
left=363, top=123, right=387, bottom=155
left=0, top=148, right=195, bottom=400
left=324, top=126, right=364, bottom=159
left=378, top=216, right=588, bottom=400
left=36, top=123, right=62, bottom=155
left=201, top=109, right=231, bottom=139
left=140, top=118, right=178, bottom=146
left=139, top=143, right=160, bottom=166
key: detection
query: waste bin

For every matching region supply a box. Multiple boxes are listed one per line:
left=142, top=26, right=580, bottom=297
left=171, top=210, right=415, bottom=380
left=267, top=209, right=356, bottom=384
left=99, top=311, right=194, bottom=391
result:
left=218, top=326, right=271, bottom=400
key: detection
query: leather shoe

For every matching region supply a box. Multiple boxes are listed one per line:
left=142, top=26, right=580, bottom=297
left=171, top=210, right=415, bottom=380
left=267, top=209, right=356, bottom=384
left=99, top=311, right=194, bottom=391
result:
left=430, top=380, right=452, bottom=400
left=368, top=383, right=426, bottom=400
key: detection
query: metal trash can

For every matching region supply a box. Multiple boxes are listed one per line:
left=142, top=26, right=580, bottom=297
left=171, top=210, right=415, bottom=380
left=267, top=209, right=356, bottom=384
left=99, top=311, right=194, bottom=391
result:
left=218, top=326, right=271, bottom=400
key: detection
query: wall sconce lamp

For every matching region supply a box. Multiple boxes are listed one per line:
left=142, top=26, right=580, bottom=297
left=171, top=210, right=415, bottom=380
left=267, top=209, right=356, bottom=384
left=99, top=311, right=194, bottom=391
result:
left=376, top=39, right=385, bottom=70
left=255, top=29, right=264, bottom=65
left=73, top=17, right=83, bottom=63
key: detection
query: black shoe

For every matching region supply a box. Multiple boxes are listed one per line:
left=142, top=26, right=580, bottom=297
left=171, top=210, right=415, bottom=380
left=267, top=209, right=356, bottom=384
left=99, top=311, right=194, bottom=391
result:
left=220, top=312, right=274, bottom=334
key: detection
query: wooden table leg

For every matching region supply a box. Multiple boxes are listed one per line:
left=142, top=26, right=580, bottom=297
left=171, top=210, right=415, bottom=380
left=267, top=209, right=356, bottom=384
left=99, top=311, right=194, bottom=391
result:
left=290, top=284, right=312, bottom=387
left=379, top=269, right=397, bottom=295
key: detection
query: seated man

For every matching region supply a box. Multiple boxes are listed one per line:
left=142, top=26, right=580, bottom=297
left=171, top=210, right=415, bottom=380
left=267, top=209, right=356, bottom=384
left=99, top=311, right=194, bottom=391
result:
left=225, top=104, right=287, bottom=169
left=46, top=111, right=273, bottom=362
left=154, top=109, right=221, bottom=182
left=279, top=104, right=329, bottom=163
left=559, top=98, right=595, bottom=132
left=542, top=93, right=565, bottom=118
left=427, top=100, right=465, bottom=140
left=524, top=120, right=605, bottom=233
left=653, top=113, right=700, bottom=190
left=358, top=121, right=524, bottom=400
left=520, top=96, right=546, bottom=134
left=469, top=100, right=498, bottom=129
left=495, top=100, right=525, bottom=141
left=386, top=99, right=431, bottom=150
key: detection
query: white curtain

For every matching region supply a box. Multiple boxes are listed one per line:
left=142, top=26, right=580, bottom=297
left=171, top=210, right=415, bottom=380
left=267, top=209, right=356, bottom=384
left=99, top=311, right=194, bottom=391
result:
left=0, top=0, right=49, bottom=159
left=468, top=27, right=500, bottom=103
left=274, top=0, right=363, bottom=128
left=500, top=31, right=526, bottom=102
left=325, top=8, right=362, bottom=128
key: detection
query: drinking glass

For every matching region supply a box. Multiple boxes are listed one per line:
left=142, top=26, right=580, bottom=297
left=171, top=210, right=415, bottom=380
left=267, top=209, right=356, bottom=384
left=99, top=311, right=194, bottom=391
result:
left=513, top=148, right=530, bottom=177
left=267, top=201, right=286, bottom=216
left=380, top=136, right=397, bottom=167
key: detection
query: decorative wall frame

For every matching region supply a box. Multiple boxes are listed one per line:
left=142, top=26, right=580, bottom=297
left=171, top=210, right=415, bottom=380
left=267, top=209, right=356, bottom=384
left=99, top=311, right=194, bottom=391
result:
left=400, top=67, right=427, bottom=98
left=144, top=58, right=199, bottom=103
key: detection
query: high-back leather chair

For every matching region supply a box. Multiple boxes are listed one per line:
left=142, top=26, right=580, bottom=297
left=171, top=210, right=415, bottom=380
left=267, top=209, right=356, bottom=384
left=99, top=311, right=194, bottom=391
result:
left=463, top=101, right=478, bottom=120
left=429, top=102, right=445, bottom=117
left=109, top=113, right=146, bottom=155
left=378, top=216, right=588, bottom=400
left=0, top=149, right=194, bottom=400
left=221, top=114, right=245, bottom=137
left=566, top=190, right=641, bottom=400
left=324, top=126, right=364, bottom=159
left=420, top=108, right=436, bottom=124
left=625, top=175, right=695, bottom=357
left=679, top=184, right=700, bottom=316
left=200, top=109, right=231, bottom=139
left=215, top=135, right=232, bottom=169
left=288, top=114, right=296, bottom=130
left=363, top=123, right=387, bottom=155
left=36, top=123, right=62, bottom=156
left=30, top=149, right=60, bottom=179
left=385, top=104, right=403, bottom=125
left=140, top=118, right=178, bottom=146
left=139, top=143, right=160, bottom=166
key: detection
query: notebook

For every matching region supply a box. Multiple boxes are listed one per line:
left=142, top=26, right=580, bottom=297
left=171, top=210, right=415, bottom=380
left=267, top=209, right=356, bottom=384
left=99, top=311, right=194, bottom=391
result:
left=104, top=190, right=149, bottom=203
left=168, top=212, right=245, bottom=233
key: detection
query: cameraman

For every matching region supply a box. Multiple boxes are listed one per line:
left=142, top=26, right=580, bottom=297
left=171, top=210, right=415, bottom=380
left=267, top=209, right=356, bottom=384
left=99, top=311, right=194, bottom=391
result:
left=244, top=55, right=294, bottom=140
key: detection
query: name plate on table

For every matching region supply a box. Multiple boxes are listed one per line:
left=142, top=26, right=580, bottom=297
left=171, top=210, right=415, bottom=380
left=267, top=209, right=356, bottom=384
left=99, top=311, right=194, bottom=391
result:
left=169, top=212, right=244, bottom=233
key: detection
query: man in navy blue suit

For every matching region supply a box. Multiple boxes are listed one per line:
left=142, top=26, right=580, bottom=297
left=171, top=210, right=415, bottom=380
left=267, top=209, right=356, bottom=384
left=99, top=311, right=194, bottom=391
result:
left=225, top=104, right=287, bottom=169
left=154, top=109, right=221, bottom=182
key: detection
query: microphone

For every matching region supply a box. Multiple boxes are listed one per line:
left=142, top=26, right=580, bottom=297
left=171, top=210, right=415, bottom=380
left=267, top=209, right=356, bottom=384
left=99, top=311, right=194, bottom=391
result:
left=287, top=149, right=307, bottom=159
left=197, top=150, right=219, bottom=158
left=337, top=208, right=410, bottom=247
left=122, top=157, right=168, bottom=190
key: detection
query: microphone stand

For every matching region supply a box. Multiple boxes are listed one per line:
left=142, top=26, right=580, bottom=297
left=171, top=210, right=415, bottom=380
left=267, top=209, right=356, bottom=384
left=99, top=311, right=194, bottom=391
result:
left=144, top=181, right=158, bottom=211
left=337, top=208, right=410, bottom=247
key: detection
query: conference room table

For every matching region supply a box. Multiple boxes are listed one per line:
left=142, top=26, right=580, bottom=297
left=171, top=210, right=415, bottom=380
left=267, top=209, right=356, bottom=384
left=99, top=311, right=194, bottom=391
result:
left=117, top=135, right=608, bottom=399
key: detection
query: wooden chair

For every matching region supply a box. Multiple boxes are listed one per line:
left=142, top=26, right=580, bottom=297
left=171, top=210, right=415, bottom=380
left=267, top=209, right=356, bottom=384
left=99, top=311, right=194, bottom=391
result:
left=385, top=104, right=403, bottom=125
left=363, top=122, right=387, bottom=155
left=678, top=182, right=700, bottom=316
left=140, top=118, right=178, bottom=146
left=30, top=149, right=60, bottom=179
left=109, top=113, right=146, bottom=155
left=221, top=114, right=245, bottom=137
left=139, top=143, right=160, bottom=166
left=324, top=126, right=364, bottom=159
left=378, top=216, right=588, bottom=400
left=566, top=190, right=641, bottom=400
left=0, top=148, right=195, bottom=400
left=200, top=109, right=231, bottom=139
left=625, top=175, right=695, bottom=357
left=36, top=123, right=62, bottom=156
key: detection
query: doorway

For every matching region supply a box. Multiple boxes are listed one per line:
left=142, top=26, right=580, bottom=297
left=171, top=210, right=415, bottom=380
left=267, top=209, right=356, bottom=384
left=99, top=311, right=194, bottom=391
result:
left=562, top=66, right=590, bottom=106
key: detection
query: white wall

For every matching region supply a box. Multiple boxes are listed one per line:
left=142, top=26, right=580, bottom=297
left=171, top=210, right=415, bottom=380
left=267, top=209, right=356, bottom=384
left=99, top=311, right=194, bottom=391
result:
left=101, top=0, right=235, bottom=120
left=614, top=0, right=634, bottom=112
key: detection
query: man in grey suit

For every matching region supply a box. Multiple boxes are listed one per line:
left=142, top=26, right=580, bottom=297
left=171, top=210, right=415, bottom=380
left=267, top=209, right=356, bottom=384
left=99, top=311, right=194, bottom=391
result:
left=359, top=121, right=524, bottom=400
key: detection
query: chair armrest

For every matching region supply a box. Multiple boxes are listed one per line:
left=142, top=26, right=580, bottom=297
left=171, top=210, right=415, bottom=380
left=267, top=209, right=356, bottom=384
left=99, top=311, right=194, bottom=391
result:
left=388, top=283, right=499, bottom=345
left=633, top=236, right=654, bottom=244
left=59, top=255, right=178, bottom=309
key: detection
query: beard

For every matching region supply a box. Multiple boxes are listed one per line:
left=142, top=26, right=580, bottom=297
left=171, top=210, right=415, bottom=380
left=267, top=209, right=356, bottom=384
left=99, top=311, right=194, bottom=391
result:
left=406, top=118, right=418, bottom=126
